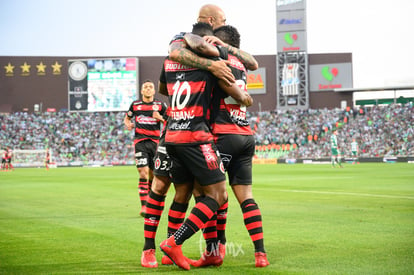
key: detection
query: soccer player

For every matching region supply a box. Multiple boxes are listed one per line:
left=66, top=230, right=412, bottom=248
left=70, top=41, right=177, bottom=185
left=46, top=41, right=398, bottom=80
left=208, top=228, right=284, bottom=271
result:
left=6, top=148, right=13, bottom=171
left=168, top=4, right=258, bottom=89
left=140, top=114, right=189, bottom=268
left=197, top=4, right=258, bottom=71
left=45, top=148, right=50, bottom=170
left=158, top=22, right=251, bottom=270
left=351, top=138, right=359, bottom=164
left=124, top=80, right=167, bottom=217
left=330, top=129, right=343, bottom=168
left=140, top=107, right=197, bottom=268
left=189, top=25, right=269, bottom=268
left=197, top=4, right=227, bottom=29
left=1, top=148, right=7, bottom=171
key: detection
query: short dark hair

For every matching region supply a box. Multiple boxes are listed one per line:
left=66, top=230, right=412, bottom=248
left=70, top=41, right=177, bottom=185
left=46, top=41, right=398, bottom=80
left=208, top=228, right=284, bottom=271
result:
left=142, top=79, right=154, bottom=85
left=191, top=22, right=214, bottom=37
left=214, top=25, right=240, bottom=49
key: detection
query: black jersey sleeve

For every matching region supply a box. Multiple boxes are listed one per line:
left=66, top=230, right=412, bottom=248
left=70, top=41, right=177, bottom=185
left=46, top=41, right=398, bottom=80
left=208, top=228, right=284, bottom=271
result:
left=126, top=102, right=134, bottom=118
left=159, top=58, right=167, bottom=84
left=169, top=32, right=186, bottom=44
left=161, top=102, right=168, bottom=116
left=216, top=45, right=228, bottom=60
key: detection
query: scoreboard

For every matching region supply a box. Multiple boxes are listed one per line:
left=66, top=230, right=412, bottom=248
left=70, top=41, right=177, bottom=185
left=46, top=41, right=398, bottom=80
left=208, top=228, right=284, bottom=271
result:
left=68, top=58, right=138, bottom=112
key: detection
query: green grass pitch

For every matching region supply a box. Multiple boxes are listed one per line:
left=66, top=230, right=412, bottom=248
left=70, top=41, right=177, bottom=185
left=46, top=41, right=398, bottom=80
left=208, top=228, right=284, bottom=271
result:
left=1, top=163, right=413, bottom=274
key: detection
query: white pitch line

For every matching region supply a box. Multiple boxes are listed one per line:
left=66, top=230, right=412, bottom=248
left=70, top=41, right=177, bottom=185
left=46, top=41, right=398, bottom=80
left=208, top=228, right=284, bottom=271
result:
left=277, top=189, right=414, bottom=200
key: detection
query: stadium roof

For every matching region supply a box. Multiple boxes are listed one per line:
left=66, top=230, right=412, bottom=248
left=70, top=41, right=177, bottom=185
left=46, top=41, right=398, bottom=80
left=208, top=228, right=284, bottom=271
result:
left=333, top=85, right=414, bottom=93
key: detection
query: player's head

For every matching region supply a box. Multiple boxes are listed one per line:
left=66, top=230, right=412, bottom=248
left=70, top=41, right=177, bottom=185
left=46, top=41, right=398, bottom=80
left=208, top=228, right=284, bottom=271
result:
left=333, top=129, right=337, bottom=135
left=141, top=79, right=155, bottom=100
left=198, top=4, right=226, bottom=30
left=191, top=22, right=214, bottom=37
left=214, top=25, right=240, bottom=48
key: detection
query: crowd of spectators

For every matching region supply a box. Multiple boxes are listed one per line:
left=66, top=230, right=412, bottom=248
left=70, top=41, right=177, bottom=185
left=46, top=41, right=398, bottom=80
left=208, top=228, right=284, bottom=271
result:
left=0, top=103, right=413, bottom=165
left=249, top=103, right=414, bottom=159
left=0, top=112, right=134, bottom=165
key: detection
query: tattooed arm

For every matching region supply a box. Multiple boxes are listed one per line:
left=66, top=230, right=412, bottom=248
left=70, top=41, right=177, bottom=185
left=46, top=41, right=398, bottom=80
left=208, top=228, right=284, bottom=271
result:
left=182, top=33, right=252, bottom=106
left=183, top=32, right=220, bottom=57
left=204, top=35, right=258, bottom=71
left=169, top=40, right=235, bottom=86
left=218, top=79, right=253, bottom=107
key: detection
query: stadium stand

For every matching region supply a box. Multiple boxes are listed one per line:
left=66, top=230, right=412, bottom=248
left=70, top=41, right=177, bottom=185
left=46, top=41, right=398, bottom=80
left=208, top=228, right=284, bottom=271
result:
left=0, top=112, right=134, bottom=166
left=1, top=104, right=413, bottom=166
left=250, top=103, right=414, bottom=159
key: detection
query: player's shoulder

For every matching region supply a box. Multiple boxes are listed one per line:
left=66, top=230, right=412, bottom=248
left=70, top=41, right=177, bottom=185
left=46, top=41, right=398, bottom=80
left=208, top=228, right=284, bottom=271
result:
left=153, top=100, right=168, bottom=108
left=227, top=54, right=245, bottom=71
left=169, top=32, right=186, bottom=44
left=152, top=99, right=164, bottom=105
left=132, top=100, right=143, bottom=105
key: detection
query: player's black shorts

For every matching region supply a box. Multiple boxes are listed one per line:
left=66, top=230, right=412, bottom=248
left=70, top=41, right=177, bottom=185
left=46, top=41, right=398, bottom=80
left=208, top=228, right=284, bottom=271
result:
left=215, top=134, right=255, bottom=185
left=1, top=158, right=6, bottom=164
left=134, top=139, right=157, bottom=169
left=153, top=143, right=171, bottom=178
left=166, top=142, right=226, bottom=186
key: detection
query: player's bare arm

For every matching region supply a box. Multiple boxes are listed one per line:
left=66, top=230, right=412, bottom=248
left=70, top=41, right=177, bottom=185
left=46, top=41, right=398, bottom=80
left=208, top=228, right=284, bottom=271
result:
left=218, top=80, right=253, bottom=107
left=183, top=33, right=252, bottom=106
left=169, top=40, right=235, bottom=86
left=152, top=111, right=165, bottom=122
left=158, top=81, right=168, bottom=96
left=124, top=115, right=134, bottom=131
left=204, top=35, right=259, bottom=71
left=183, top=33, right=220, bottom=57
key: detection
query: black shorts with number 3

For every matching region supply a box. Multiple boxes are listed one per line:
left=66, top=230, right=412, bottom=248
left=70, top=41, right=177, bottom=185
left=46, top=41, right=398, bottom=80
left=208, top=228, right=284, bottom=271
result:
left=153, top=143, right=171, bottom=178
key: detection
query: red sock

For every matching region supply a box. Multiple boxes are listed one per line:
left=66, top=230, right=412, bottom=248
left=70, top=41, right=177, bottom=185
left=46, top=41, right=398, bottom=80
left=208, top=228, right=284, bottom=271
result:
left=202, top=214, right=218, bottom=252
left=217, top=200, right=228, bottom=244
left=167, top=201, right=188, bottom=237
left=138, top=178, right=149, bottom=207
left=174, top=196, right=219, bottom=245
left=241, top=199, right=265, bottom=253
left=143, top=191, right=165, bottom=250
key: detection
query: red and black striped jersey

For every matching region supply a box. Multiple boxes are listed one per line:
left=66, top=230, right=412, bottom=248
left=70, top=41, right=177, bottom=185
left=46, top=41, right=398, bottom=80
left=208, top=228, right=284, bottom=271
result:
left=126, top=99, right=167, bottom=143
left=160, top=58, right=217, bottom=145
left=210, top=54, right=253, bottom=136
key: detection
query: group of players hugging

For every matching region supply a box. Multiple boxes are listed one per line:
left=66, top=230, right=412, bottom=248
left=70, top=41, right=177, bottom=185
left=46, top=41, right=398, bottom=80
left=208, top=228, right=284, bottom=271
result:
left=124, top=4, right=269, bottom=271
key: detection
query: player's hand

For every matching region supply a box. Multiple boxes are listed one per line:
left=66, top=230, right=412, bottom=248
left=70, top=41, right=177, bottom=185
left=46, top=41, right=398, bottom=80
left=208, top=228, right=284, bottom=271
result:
left=241, top=92, right=253, bottom=107
left=124, top=121, right=134, bottom=131
left=152, top=111, right=163, bottom=121
left=204, top=35, right=225, bottom=46
left=209, top=60, right=235, bottom=86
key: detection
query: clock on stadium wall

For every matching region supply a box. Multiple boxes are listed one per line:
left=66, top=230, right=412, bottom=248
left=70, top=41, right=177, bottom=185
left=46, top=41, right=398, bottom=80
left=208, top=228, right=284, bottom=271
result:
left=68, top=60, right=88, bottom=111
left=68, top=61, right=87, bottom=81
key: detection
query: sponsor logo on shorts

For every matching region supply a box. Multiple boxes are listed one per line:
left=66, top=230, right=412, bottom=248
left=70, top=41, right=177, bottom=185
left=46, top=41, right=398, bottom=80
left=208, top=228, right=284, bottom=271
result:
left=200, top=144, right=218, bottom=170
left=154, top=157, right=161, bottom=169
left=136, top=158, right=148, bottom=166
